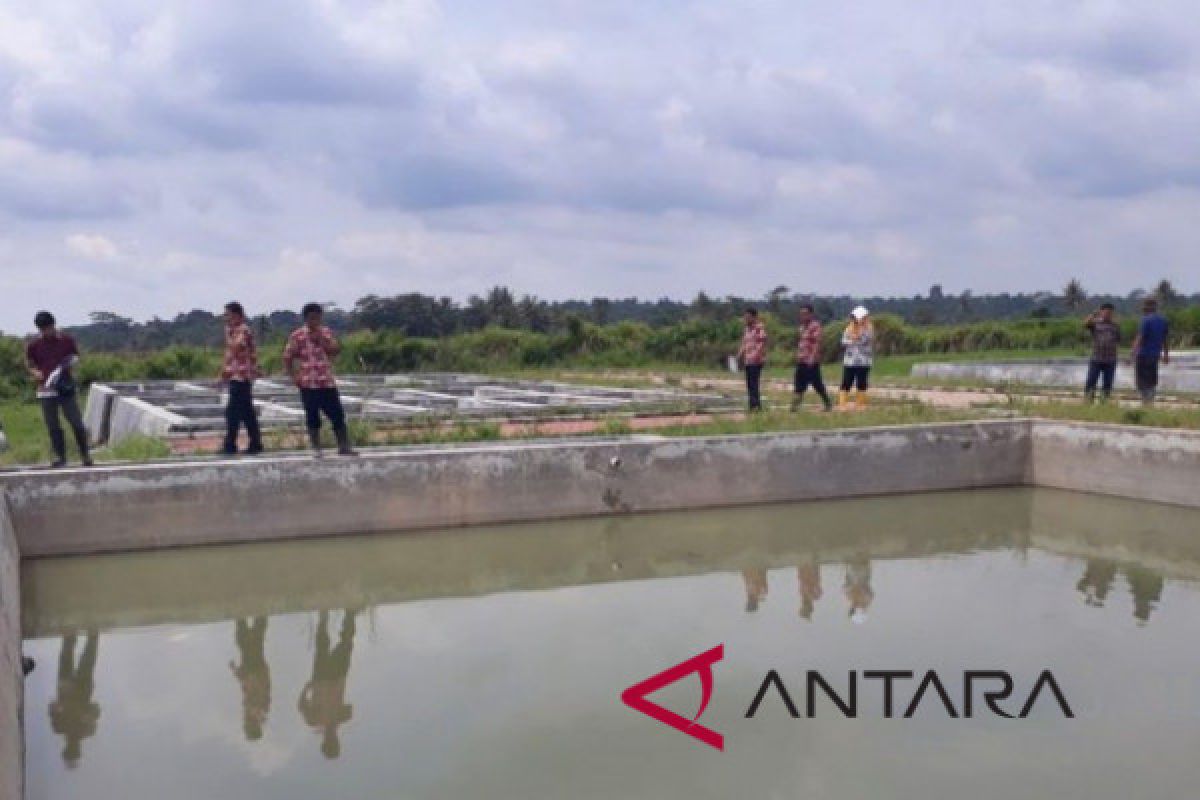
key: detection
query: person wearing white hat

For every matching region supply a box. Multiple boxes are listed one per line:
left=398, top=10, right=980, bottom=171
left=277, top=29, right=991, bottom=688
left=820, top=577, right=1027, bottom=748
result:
left=839, top=306, right=873, bottom=410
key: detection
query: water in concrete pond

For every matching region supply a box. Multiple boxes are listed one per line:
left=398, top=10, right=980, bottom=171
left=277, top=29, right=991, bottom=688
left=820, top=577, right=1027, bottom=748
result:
left=19, top=487, right=1200, bottom=800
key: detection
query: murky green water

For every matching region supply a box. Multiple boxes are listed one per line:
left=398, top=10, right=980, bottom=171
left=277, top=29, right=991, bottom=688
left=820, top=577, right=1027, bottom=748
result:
left=20, top=488, right=1200, bottom=800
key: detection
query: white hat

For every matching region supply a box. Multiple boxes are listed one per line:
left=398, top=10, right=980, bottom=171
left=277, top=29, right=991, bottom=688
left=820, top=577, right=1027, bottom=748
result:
left=850, top=306, right=869, bottom=320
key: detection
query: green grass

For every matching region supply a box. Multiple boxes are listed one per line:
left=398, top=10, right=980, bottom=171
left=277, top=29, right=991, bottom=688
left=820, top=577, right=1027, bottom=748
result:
left=107, top=434, right=173, bottom=461
left=1017, top=401, right=1200, bottom=430
left=0, top=399, right=54, bottom=465
left=870, top=347, right=1080, bottom=378
left=499, top=348, right=1079, bottom=387
left=0, top=393, right=172, bottom=467
left=650, top=404, right=981, bottom=437
left=4, top=355, right=1199, bottom=468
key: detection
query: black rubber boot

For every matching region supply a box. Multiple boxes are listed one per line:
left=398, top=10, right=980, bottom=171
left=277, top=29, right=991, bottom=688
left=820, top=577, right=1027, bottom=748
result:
left=49, top=429, right=67, bottom=468
left=334, top=428, right=358, bottom=457
left=73, top=427, right=93, bottom=466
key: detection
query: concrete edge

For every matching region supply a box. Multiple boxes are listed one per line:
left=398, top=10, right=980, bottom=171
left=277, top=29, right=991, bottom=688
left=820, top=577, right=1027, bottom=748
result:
left=0, top=495, right=20, bottom=800
left=2, top=419, right=1035, bottom=558
left=4, top=416, right=1200, bottom=800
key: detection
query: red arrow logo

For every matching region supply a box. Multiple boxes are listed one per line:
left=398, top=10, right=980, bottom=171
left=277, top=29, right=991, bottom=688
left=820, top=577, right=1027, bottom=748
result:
left=620, top=644, right=724, bottom=751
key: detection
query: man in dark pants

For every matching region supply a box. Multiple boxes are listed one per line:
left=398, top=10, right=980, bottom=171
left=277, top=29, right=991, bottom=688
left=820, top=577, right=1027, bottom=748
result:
left=26, top=311, right=92, bottom=468
left=230, top=617, right=271, bottom=741
left=50, top=630, right=101, bottom=767
left=1083, top=303, right=1120, bottom=402
left=736, top=307, right=768, bottom=411
left=298, top=609, right=358, bottom=759
left=1130, top=297, right=1169, bottom=406
left=220, top=302, right=264, bottom=455
left=283, top=303, right=357, bottom=456
left=792, top=304, right=833, bottom=411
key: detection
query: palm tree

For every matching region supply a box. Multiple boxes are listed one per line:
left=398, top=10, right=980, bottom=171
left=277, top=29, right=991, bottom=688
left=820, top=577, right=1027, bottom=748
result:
left=1063, top=279, right=1087, bottom=312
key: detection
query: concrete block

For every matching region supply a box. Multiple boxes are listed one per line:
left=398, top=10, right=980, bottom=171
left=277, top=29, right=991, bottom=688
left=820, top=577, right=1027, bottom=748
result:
left=913, top=353, right=1200, bottom=392
left=107, top=396, right=190, bottom=443
left=82, top=385, right=117, bottom=445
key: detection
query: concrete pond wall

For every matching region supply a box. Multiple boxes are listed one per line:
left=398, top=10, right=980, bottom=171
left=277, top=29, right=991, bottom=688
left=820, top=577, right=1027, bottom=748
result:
left=1033, top=421, right=1200, bottom=507
left=0, top=497, right=21, bottom=800
left=912, top=352, right=1200, bottom=391
left=2, top=420, right=1031, bottom=557
left=2, top=417, right=1200, bottom=799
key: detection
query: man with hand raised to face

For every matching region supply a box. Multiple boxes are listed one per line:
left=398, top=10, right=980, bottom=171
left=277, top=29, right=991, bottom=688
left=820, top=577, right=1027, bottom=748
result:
left=282, top=303, right=357, bottom=457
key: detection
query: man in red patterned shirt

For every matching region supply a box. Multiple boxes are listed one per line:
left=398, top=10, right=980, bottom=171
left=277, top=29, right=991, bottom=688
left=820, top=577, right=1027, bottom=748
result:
left=283, top=303, right=356, bottom=456
left=735, top=307, right=768, bottom=411
left=220, top=302, right=264, bottom=455
left=791, top=304, right=833, bottom=412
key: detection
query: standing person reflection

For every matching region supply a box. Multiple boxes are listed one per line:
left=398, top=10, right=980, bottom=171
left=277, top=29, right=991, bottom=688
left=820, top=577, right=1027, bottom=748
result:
left=797, top=559, right=822, bottom=621
left=230, top=617, right=271, bottom=741
left=1124, top=565, right=1164, bottom=624
left=844, top=557, right=873, bottom=624
left=299, top=609, right=358, bottom=759
left=741, top=568, right=768, bottom=612
left=1076, top=560, right=1118, bottom=607
left=49, top=631, right=100, bottom=768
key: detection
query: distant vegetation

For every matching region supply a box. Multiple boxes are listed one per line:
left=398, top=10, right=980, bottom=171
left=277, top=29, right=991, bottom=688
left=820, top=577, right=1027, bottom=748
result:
left=33, top=279, right=1197, bottom=352
left=0, top=280, right=1196, bottom=400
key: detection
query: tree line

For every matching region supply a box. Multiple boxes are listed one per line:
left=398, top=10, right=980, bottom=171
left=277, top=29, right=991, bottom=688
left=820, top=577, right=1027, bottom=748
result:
left=57, top=280, right=1195, bottom=352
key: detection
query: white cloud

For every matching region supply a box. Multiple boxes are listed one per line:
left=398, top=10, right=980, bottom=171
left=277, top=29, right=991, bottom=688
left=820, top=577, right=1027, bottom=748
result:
left=0, top=0, right=1197, bottom=330
left=65, top=233, right=120, bottom=261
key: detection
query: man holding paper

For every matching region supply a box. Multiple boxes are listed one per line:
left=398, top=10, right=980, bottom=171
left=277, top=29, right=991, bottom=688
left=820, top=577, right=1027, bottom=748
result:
left=26, top=310, right=93, bottom=468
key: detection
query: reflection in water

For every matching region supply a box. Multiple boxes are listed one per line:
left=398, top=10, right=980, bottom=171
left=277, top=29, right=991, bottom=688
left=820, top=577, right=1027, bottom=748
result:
left=298, top=609, right=358, bottom=759
left=796, top=559, right=821, bottom=621
left=741, top=568, right=768, bottom=612
left=844, top=557, right=873, bottom=624
left=1076, top=559, right=1166, bottom=623
left=18, top=490, right=1200, bottom=799
left=1125, top=565, right=1164, bottom=624
left=230, top=617, right=271, bottom=741
left=49, top=631, right=100, bottom=768
left=1077, top=559, right=1118, bottom=607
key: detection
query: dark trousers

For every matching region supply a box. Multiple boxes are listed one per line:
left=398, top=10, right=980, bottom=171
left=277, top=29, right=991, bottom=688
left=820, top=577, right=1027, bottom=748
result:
left=1135, top=355, right=1160, bottom=402
left=1084, top=360, right=1116, bottom=399
left=744, top=364, right=763, bottom=411
left=840, top=366, right=870, bottom=391
left=793, top=363, right=832, bottom=407
left=224, top=380, right=263, bottom=453
left=301, top=388, right=347, bottom=433
left=40, top=394, right=89, bottom=462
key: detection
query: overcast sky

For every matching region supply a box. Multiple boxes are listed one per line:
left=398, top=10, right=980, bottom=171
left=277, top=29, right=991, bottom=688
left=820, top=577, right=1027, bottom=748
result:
left=1, top=0, right=1197, bottom=331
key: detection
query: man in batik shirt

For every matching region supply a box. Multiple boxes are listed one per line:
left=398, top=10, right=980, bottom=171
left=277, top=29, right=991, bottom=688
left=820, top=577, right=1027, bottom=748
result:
left=736, top=307, right=768, bottom=411
left=220, top=301, right=263, bottom=455
left=792, top=304, right=833, bottom=412
left=282, top=303, right=356, bottom=456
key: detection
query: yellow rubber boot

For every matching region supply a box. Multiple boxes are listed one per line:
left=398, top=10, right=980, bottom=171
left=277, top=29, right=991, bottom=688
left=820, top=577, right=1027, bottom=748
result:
left=855, top=389, right=869, bottom=410
left=838, top=390, right=851, bottom=410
